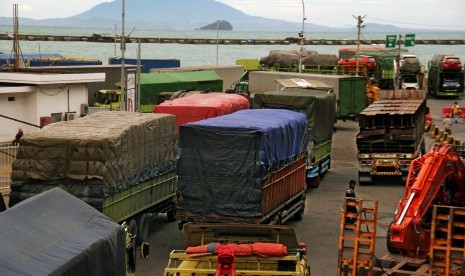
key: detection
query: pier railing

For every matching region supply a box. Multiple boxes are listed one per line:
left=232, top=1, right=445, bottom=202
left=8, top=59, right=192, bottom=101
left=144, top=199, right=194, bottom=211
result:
left=0, top=33, right=464, bottom=45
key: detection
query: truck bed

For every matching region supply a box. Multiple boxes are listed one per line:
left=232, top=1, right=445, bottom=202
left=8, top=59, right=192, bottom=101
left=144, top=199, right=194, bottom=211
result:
left=164, top=250, right=307, bottom=275
left=164, top=223, right=309, bottom=275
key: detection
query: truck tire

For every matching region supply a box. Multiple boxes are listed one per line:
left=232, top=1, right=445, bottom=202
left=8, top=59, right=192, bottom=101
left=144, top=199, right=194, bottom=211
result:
left=136, top=213, right=150, bottom=246
left=166, top=205, right=176, bottom=222
left=386, top=221, right=399, bottom=254
left=293, top=202, right=305, bottom=221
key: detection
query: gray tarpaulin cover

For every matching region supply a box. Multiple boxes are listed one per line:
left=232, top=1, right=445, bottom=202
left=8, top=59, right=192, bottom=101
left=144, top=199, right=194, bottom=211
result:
left=0, top=187, right=125, bottom=276
left=253, top=89, right=336, bottom=144
left=176, top=109, right=308, bottom=218
left=9, top=111, right=177, bottom=208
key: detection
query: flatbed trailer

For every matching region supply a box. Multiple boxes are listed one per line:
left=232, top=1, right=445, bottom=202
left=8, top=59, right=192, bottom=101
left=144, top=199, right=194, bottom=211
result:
left=356, top=94, right=427, bottom=184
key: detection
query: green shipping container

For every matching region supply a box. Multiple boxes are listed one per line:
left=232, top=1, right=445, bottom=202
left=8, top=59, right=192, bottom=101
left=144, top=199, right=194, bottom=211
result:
left=140, top=70, right=223, bottom=112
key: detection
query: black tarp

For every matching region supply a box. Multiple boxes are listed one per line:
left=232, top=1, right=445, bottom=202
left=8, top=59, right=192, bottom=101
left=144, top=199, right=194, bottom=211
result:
left=0, top=187, right=125, bottom=276
left=176, top=109, right=308, bottom=218
left=253, top=89, right=336, bottom=144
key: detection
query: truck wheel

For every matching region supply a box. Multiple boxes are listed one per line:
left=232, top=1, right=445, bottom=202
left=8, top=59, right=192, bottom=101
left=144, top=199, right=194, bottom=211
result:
left=293, top=203, right=305, bottom=221
left=127, top=219, right=137, bottom=273
left=166, top=206, right=176, bottom=222
left=137, top=213, right=150, bottom=246
left=386, top=221, right=399, bottom=254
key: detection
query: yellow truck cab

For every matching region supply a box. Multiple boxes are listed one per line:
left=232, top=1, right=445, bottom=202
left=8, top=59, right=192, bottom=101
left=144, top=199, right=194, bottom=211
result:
left=163, top=223, right=311, bottom=275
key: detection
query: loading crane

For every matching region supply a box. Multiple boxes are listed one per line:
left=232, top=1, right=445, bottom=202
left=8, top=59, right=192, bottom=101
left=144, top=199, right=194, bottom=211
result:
left=387, top=143, right=465, bottom=258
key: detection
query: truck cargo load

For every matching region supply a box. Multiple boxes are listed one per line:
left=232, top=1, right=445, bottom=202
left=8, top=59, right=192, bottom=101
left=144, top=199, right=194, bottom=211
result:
left=176, top=109, right=308, bottom=224
left=0, top=187, right=125, bottom=275
left=428, top=54, right=464, bottom=97
left=253, top=89, right=336, bottom=187
left=164, top=223, right=310, bottom=275
left=9, top=111, right=178, bottom=223
left=153, top=92, right=250, bottom=129
left=248, top=71, right=367, bottom=120
left=399, top=57, right=421, bottom=74
left=356, top=98, right=426, bottom=184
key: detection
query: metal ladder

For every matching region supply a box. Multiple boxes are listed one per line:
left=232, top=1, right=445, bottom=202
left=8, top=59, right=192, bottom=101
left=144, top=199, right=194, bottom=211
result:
left=429, top=205, right=465, bottom=276
left=337, top=198, right=378, bottom=276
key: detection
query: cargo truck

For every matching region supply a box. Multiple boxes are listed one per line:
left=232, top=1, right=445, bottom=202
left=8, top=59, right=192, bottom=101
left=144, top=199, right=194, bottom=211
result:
left=253, top=86, right=336, bottom=188
left=427, top=54, right=464, bottom=97
left=338, top=45, right=408, bottom=90
left=398, top=55, right=424, bottom=90
left=356, top=90, right=427, bottom=184
left=175, top=109, right=309, bottom=226
left=163, top=223, right=310, bottom=275
left=0, top=187, right=127, bottom=275
left=248, top=71, right=367, bottom=120
left=8, top=111, right=179, bottom=270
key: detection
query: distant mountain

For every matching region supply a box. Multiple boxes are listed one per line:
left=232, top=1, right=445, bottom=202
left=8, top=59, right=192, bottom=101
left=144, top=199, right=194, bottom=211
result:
left=0, top=0, right=446, bottom=33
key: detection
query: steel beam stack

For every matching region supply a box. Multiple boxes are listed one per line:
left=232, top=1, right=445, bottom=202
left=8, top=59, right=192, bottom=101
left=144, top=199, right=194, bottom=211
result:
left=356, top=99, right=427, bottom=154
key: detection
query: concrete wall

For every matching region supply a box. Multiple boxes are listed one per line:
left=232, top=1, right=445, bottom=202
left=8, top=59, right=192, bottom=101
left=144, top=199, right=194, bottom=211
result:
left=0, top=84, right=88, bottom=142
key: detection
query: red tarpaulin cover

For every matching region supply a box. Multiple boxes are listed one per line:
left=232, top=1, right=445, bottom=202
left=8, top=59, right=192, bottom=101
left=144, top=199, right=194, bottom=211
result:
left=153, top=93, right=250, bottom=129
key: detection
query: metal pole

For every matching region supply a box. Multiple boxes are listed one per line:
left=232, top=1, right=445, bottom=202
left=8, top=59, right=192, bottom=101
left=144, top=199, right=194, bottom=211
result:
left=397, top=34, right=402, bottom=68
left=120, top=0, right=126, bottom=111
left=114, top=23, right=117, bottom=57
left=216, top=20, right=219, bottom=65
left=137, top=40, right=141, bottom=112
left=298, top=0, right=306, bottom=73
left=355, top=16, right=362, bottom=76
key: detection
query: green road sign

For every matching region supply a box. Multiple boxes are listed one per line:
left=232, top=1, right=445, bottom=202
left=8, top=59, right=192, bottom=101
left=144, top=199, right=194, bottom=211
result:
left=385, top=35, right=397, bottom=47
left=405, top=34, right=415, bottom=47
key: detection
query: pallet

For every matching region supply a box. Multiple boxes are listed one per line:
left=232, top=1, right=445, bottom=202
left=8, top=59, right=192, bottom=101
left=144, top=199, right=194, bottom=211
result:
left=372, top=254, right=429, bottom=276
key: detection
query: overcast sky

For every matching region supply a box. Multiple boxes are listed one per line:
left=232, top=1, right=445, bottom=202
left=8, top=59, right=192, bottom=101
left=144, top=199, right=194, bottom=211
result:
left=1, top=0, right=465, bottom=30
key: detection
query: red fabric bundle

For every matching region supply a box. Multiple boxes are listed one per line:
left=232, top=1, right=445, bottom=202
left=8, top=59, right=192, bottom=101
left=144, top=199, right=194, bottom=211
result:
left=186, top=242, right=221, bottom=254
left=252, top=242, right=288, bottom=257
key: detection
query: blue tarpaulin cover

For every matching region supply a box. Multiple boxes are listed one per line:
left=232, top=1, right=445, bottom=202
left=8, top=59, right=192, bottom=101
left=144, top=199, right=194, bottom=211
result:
left=0, top=187, right=126, bottom=276
left=176, top=109, right=308, bottom=218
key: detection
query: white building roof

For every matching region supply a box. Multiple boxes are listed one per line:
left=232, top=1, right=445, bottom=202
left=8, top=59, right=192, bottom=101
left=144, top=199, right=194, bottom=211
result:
left=0, top=72, right=105, bottom=85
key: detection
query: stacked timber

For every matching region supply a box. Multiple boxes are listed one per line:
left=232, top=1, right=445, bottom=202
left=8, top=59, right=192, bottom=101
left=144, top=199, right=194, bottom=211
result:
left=356, top=99, right=426, bottom=154
left=9, top=111, right=178, bottom=209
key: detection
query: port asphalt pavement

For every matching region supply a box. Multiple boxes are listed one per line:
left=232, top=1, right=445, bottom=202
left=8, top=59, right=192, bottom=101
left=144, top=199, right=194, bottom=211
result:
left=137, top=95, right=465, bottom=275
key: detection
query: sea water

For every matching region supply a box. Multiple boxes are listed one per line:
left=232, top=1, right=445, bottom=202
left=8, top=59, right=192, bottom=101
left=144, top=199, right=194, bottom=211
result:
left=0, top=25, right=464, bottom=67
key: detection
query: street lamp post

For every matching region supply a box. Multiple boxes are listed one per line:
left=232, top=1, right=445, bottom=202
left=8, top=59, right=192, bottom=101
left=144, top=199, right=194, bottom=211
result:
left=120, top=0, right=126, bottom=111
left=298, top=0, right=306, bottom=73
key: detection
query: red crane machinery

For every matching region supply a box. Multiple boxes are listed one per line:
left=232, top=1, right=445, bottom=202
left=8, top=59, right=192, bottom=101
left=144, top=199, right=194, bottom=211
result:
left=387, top=143, right=465, bottom=258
